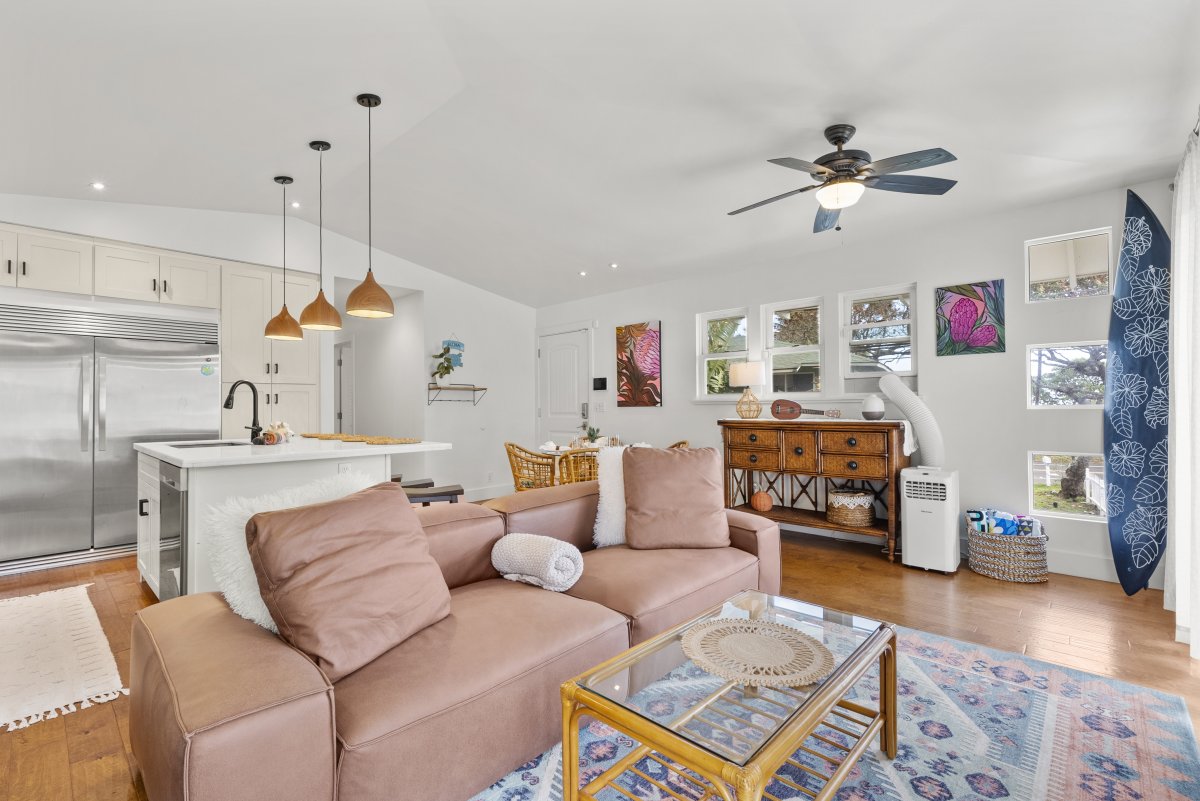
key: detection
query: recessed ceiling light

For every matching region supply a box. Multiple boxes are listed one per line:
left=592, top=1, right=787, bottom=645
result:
left=579, top=271, right=587, bottom=277
left=90, top=182, right=105, bottom=191
left=609, top=262, right=619, bottom=270
left=291, top=201, right=301, bottom=208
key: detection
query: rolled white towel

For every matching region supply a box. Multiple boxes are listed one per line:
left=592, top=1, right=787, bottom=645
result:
left=491, top=532, right=584, bottom=592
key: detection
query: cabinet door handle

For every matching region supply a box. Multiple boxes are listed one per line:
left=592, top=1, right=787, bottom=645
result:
left=748, top=433, right=758, bottom=443
left=847, top=460, right=858, bottom=470
left=847, top=437, right=857, bottom=446
left=163, top=279, right=168, bottom=295
left=265, top=394, right=270, bottom=405
left=21, top=261, right=27, bottom=276
left=275, top=393, right=279, bottom=405
left=793, top=446, right=804, bottom=456
left=138, top=499, right=149, bottom=517
left=274, top=363, right=279, bottom=374
left=749, top=454, right=758, bottom=464
left=266, top=362, right=271, bottom=375
left=152, top=278, right=158, bottom=292
left=5, top=259, right=10, bottom=274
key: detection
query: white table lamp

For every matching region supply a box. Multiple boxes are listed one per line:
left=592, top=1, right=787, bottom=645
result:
left=730, top=360, right=767, bottom=419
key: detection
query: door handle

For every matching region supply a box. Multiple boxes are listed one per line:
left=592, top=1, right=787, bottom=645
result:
left=5, top=259, right=9, bottom=274
left=21, top=261, right=27, bottom=276
left=275, top=393, right=279, bottom=405
left=97, top=357, right=107, bottom=452
left=152, top=278, right=158, bottom=292
left=80, top=356, right=91, bottom=452
left=274, top=363, right=279, bottom=374
left=138, top=499, right=149, bottom=517
left=265, top=394, right=271, bottom=405
left=581, top=402, right=588, bottom=419
left=163, top=280, right=168, bottom=295
left=266, top=362, right=271, bottom=375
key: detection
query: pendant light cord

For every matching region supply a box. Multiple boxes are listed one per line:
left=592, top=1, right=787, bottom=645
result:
left=367, top=103, right=373, bottom=272
left=319, top=149, right=324, bottom=284
left=281, top=182, right=288, bottom=306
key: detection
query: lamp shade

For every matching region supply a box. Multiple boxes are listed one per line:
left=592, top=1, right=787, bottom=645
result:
left=814, top=178, right=865, bottom=210
left=729, top=360, right=766, bottom=387
left=345, top=269, right=395, bottom=318
left=264, top=304, right=304, bottom=340
left=300, top=288, right=342, bottom=330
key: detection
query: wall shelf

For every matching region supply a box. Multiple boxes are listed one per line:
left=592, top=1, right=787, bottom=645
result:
left=427, top=383, right=488, bottom=406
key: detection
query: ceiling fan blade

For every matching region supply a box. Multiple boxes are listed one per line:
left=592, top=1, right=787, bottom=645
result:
left=863, top=174, right=957, bottom=195
left=859, top=148, right=956, bottom=177
left=813, top=205, right=841, bottom=233
left=727, top=184, right=818, bottom=215
left=768, top=157, right=835, bottom=178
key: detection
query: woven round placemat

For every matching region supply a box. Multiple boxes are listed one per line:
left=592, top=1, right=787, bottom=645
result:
left=681, top=618, right=836, bottom=688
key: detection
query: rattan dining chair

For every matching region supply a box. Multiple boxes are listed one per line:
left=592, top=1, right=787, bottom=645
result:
left=668, top=440, right=689, bottom=448
left=504, top=442, right=557, bottom=491
left=559, top=448, right=600, bottom=484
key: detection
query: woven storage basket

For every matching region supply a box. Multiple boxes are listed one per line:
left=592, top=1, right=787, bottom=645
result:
left=826, top=489, right=875, bottom=528
left=967, top=526, right=1049, bottom=583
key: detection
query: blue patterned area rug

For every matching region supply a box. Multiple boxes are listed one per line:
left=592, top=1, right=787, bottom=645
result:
left=470, top=628, right=1199, bottom=801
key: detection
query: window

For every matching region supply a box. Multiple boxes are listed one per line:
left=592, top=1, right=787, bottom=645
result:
left=842, top=286, right=915, bottom=377
left=1025, top=228, right=1112, bottom=302
left=1028, top=451, right=1106, bottom=521
left=698, top=309, right=747, bottom=397
left=764, top=299, right=821, bottom=394
left=1027, top=343, right=1107, bottom=408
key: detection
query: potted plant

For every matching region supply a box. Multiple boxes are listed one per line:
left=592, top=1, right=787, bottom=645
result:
left=431, top=345, right=455, bottom=384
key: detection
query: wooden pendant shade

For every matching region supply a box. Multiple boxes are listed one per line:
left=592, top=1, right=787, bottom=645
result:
left=265, top=303, right=304, bottom=340
left=345, top=269, right=394, bottom=318
left=300, top=288, right=342, bottom=330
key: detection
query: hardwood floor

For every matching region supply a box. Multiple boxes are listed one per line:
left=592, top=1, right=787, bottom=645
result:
left=1, top=536, right=1196, bottom=800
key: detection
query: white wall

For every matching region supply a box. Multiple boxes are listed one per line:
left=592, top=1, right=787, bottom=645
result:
left=0, top=193, right=535, bottom=499
left=536, top=179, right=1174, bottom=583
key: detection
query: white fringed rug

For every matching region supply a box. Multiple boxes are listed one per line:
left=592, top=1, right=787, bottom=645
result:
left=0, top=584, right=127, bottom=731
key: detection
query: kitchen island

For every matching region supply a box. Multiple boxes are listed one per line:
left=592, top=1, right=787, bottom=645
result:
left=132, top=437, right=452, bottom=599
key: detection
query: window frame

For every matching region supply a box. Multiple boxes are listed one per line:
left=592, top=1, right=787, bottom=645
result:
left=696, top=307, right=749, bottom=402
left=762, top=296, right=823, bottom=398
left=1024, top=227, right=1113, bottom=304
left=1026, top=450, right=1108, bottom=523
left=1026, top=340, right=1108, bottom=410
left=839, top=283, right=918, bottom=381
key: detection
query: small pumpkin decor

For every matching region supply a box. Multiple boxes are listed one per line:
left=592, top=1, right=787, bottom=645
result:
left=750, top=488, right=773, bottom=512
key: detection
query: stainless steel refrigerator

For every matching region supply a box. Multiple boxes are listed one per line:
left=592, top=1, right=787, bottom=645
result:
left=0, top=305, right=219, bottom=564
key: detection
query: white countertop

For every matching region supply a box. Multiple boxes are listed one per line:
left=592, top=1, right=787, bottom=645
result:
left=134, top=438, right=452, bottom=468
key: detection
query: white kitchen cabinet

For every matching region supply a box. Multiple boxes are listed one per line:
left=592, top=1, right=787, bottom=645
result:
left=269, top=271, right=320, bottom=384
left=220, top=264, right=273, bottom=383
left=136, top=455, right=161, bottom=595
left=94, top=245, right=161, bottom=302
left=267, top=384, right=318, bottom=435
left=16, top=233, right=93, bottom=294
left=0, top=228, right=16, bottom=288
left=161, top=255, right=221, bottom=308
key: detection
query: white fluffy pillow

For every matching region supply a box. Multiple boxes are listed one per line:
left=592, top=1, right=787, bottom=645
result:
left=592, top=443, right=652, bottom=548
left=206, top=472, right=377, bottom=631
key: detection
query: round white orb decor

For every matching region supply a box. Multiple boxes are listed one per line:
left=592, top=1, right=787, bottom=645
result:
left=862, top=393, right=886, bottom=420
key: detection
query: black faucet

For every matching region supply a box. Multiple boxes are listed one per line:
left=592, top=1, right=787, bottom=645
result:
left=223, top=380, right=263, bottom=443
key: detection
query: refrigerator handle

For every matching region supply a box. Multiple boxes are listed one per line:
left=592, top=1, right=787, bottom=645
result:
left=97, top=356, right=108, bottom=452
left=80, top=355, right=92, bottom=452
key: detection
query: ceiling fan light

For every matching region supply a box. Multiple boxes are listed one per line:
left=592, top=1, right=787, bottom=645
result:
left=299, top=288, right=343, bottom=330
left=345, top=269, right=395, bottom=318
left=265, top=304, right=305, bottom=340
left=815, top=179, right=865, bottom=210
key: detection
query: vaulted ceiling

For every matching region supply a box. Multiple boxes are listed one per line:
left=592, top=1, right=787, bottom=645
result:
left=3, top=0, right=1198, bottom=305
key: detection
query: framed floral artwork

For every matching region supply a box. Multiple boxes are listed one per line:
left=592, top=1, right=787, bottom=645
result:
left=935, top=280, right=1006, bottom=356
left=616, top=321, right=662, bottom=407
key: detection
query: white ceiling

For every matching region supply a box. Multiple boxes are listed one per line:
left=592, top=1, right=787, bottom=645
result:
left=4, top=0, right=1199, bottom=306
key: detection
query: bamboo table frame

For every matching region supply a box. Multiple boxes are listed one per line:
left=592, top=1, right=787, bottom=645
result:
left=561, top=599, right=897, bottom=801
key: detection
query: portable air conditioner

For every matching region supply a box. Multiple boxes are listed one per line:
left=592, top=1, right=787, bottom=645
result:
left=901, top=467, right=960, bottom=572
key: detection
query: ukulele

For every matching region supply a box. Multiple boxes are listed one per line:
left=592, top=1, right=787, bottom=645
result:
left=770, top=399, right=842, bottom=420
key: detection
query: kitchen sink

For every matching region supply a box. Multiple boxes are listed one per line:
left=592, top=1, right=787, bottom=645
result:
left=170, top=442, right=251, bottom=449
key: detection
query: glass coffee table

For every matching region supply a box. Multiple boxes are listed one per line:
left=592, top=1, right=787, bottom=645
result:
left=561, top=591, right=897, bottom=801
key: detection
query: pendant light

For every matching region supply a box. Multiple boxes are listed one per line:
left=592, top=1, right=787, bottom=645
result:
left=345, top=93, right=395, bottom=318
left=265, top=176, right=305, bottom=341
left=299, top=141, right=342, bottom=331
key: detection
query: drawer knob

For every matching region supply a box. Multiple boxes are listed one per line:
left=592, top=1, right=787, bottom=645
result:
left=847, top=460, right=858, bottom=470
left=847, top=437, right=857, bottom=446
left=749, top=454, right=758, bottom=464
left=748, top=434, right=758, bottom=443
left=793, top=446, right=804, bottom=456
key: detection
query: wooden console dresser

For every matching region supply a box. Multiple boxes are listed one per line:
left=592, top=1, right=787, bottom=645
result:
left=718, top=419, right=911, bottom=561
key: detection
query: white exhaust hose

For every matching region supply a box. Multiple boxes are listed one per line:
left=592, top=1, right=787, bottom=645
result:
left=879, top=374, right=945, bottom=468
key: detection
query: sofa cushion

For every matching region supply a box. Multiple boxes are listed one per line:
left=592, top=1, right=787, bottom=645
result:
left=483, top=481, right=599, bottom=552
left=246, top=482, right=451, bottom=682
left=566, top=545, right=759, bottom=643
left=623, top=447, right=729, bottom=549
left=332, top=579, right=628, bottom=801
left=416, top=502, right=505, bottom=589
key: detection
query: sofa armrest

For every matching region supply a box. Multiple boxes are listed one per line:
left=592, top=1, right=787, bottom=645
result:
left=130, top=593, right=336, bottom=801
left=726, top=509, right=781, bottom=595
left=482, top=481, right=599, bottom=552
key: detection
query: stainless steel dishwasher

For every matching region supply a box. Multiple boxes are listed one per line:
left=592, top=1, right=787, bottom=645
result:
left=158, top=463, right=188, bottom=600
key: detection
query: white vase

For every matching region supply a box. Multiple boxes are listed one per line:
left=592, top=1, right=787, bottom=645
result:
left=861, top=394, right=886, bottom=420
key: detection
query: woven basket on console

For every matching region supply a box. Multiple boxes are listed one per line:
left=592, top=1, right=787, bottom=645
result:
left=826, top=489, right=875, bottom=528
left=967, top=526, right=1049, bottom=583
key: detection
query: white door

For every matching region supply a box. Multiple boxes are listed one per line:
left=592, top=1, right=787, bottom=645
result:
left=270, top=384, right=318, bottom=434
left=270, top=272, right=320, bottom=384
left=94, top=245, right=161, bottom=302
left=335, top=341, right=355, bottom=434
left=161, top=255, right=221, bottom=308
left=0, top=228, right=16, bottom=288
left=538, top=329, right=590, bottom=446
left=16, top=233, right=93, bottom=294
left=220, top=264, right=272, bottom=383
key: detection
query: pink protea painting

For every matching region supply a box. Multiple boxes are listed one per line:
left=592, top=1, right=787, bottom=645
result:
left=616, top=321, right=662, bottom=407
left=935, top=280, right=1006, bottom=356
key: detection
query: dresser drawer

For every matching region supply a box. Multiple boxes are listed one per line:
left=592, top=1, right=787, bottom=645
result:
left=729, top=448, right=780, bottom=471
left=727, top=428, right=780, bottom=449
left=782, top=431, right=818, bottom=472
left=819, top=430, right=887, bottom=455
left=820, top=453, right=888, bottom=479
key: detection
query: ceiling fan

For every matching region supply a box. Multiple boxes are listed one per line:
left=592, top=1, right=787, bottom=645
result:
left=728, top=124, right=957, bottom=233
